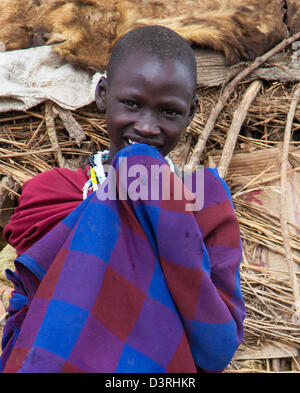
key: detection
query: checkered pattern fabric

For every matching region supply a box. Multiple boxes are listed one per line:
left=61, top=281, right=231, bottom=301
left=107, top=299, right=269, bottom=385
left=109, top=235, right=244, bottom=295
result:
left=1, top=143, right=245, bottom=373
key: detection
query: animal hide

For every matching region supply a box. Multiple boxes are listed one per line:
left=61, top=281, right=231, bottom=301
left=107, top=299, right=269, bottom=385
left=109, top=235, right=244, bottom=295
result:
left=0, top=0, right=292, bottom=72
left=286, top=0, right=300, bottom=35
left=0, top=0, right=37, bottom=50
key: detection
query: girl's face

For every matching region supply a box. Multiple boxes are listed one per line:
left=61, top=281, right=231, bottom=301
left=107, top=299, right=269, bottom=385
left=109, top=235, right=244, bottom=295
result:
left=96, top=52, right=198, bottom=162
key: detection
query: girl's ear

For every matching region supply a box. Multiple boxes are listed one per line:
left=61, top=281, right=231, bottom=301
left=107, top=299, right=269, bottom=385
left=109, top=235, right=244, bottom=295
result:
left=186, top=94, right=199, bottom=126
left=95, top=76, right=108, bottom=113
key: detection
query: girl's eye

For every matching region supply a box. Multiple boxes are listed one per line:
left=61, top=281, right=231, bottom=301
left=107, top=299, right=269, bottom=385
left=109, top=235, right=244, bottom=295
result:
left=122, top=100, right=139, bottom=109
left=163, top=109, right=179, bottom=117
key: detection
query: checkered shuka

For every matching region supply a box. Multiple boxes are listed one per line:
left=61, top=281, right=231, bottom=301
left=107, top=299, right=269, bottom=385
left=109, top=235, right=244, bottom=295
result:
left=1, top=143, right=245, bottom=373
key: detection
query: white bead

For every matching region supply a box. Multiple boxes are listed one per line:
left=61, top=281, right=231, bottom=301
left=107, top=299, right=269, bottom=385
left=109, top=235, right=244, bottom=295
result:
left=82, top=149, right=175, bottom=199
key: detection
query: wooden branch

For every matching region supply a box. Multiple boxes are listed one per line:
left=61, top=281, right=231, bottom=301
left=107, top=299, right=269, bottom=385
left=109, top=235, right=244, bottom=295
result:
left=0, top=148, right=63, bottom=159
left=25, top=119, right=45, bottom=148
left=45, top=101, right=65, bottom=168
left=180, top=125, right=193, bottom=168
left=195, top=50, right=300, bottom=88
left=280, top=82, right=300, bottom=325
left=253, top=65, right=300, bottom=82
left=187, top=30, right=300, bottom=171
left=234, top=342, right=299, bottom=361
left=217, top=80, right=262, bottom=178
left=0, top=147, right=91, bottom=159
left=53, top=105, right=86, bottom=146
left=0, top=176, right=17, bottom=211
left=0, top=177, right=9, bottom=211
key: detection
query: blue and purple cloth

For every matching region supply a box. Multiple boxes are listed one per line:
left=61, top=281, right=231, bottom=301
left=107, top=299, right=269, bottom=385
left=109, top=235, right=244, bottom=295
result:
left=1, top=143, right=245, bottom=373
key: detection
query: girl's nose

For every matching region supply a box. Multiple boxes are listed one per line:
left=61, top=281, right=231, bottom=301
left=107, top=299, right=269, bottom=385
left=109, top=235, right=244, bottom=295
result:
left=133, top=112, right=160, bottom=136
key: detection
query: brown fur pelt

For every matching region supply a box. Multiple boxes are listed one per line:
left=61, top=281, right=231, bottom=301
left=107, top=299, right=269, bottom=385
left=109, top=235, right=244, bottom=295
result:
left=286, top=0, right=300, bottom=35
left=0, top=0, right=290, bottom=72
left=0, top=0, right=37, bottom=50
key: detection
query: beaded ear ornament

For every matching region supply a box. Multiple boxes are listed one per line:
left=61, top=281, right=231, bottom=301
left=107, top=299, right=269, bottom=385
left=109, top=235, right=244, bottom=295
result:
left=82, top=149, right=175, bottom=199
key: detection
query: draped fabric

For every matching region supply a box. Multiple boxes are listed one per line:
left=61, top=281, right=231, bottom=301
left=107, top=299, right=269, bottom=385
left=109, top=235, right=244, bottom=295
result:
left=3, top=166, right=89, bottom=256
left=1, top=143, right=245, bottom=373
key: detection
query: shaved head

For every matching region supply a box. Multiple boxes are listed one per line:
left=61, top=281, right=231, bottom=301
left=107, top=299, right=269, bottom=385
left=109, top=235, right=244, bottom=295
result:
left=107, top=25, right=197, bottom=94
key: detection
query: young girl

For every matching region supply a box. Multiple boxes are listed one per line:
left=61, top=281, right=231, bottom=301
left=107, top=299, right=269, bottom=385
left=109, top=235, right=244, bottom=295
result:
left=1, top=25, right=245, bottom=373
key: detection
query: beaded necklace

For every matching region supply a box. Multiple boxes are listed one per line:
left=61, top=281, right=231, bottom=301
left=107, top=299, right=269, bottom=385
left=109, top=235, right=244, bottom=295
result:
left=82, top=149, right=175, bottom=199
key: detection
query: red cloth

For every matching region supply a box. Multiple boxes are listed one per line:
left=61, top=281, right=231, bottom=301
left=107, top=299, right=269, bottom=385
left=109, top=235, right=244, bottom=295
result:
left=4, top=167, right=89, bottom=256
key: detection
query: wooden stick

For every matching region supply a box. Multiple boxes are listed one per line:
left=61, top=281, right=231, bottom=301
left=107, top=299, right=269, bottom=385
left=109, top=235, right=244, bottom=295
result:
left=217, top=80, right=263, bottom=178
left=243, top=273, right=280, bottom=319
left=0, top=176, right=18, bottom=211
left=52, top=104, right=86, bottom=146
left=233, top=166, right=300, bottom=192
left=232, top=164, right=275, bottom=197
left=0, top=177, right=9, bottom=211
left=0, top=148, right=60, bottom=159
left=186, top=30, right=300, bottom=171
left=0, top=182, right=20, bottom=198
left=271, top=359, right=281, bottom=372
left=180, top=126, right=193, bottom=168
left=25, top=119, right=45, bottom=148
left=45, top=101, right=65, bottom=168
left=280, top=82, right=300, bottom=325
left=0, top=147, right=92, bottom=159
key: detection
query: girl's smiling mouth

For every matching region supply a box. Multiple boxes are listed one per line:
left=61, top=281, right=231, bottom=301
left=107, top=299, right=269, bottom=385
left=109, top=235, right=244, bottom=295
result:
left=125, top=137, right=162, bottom=150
